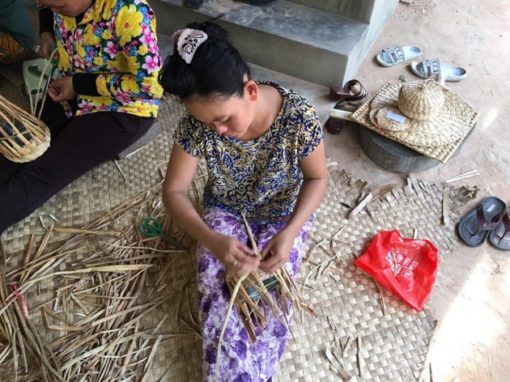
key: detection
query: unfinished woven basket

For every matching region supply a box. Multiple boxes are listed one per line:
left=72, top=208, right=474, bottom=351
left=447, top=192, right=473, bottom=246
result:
left=0, top=94, right=50, bottom=163
left=398, top=80, right=445, bottom=120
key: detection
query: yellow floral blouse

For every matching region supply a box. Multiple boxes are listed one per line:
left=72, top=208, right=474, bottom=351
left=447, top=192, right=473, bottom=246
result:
left=175, top=82, right=323, bottom=220
left=53, top=0, right=163, bottom=117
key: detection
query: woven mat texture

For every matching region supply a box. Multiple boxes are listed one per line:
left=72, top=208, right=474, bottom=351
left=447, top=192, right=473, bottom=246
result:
left=0, top=85, right=185, bottom=254
left=274, top=169, right=475, bottom=381
left=0, top=76, right=477, bottom=381
left=350, top=82, right=479, bottom=163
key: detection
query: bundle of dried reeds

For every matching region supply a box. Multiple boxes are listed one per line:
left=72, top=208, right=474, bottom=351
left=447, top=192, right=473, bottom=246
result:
left=215, top=213, right=315, bottom=379
left=228, top=213, right=314, bottom=339
left=0, top=184, right=196, bottom=381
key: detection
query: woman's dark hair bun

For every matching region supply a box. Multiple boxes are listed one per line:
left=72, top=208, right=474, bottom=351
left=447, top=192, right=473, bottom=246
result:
left=158, top=21, right=250, bottom=99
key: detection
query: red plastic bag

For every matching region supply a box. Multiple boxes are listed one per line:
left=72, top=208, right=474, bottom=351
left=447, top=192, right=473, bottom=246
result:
left=354, top=230, right=438, bottom=311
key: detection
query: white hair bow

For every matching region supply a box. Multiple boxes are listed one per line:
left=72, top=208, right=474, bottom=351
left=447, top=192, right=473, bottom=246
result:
left=171, top=28, right=209, bottom=64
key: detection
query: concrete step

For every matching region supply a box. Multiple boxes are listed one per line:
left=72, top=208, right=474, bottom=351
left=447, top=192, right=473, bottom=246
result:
left=152, top=0, right=372, bottom=86
left=287, top=0, right=376, bottom=22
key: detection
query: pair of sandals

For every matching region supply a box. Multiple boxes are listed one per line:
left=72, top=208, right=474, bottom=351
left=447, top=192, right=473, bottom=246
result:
left=376, top=45, right=467, bottom=82
left=326, top=79, right=368, bottom=135
left=456, top=197, right=510, bottom=250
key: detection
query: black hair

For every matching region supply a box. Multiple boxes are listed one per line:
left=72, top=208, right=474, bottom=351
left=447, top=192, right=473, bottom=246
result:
left=159, top=21, right=251, bottom=99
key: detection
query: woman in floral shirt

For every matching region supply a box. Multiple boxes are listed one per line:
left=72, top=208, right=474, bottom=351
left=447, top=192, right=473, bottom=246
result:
left=0, top=0, right=163, bottom=233
left=159, top=22, right=328, bottom=381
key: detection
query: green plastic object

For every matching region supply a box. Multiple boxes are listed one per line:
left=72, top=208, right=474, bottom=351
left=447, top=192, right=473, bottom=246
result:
left=137, top=216, right=182, bottom=248
left=137, top=216, right=163, bottom=238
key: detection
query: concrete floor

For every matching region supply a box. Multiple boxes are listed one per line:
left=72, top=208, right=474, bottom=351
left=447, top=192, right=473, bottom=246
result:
left=2, top=1, right=508, bottom=380
left=254, top=1, right=509, bottom=381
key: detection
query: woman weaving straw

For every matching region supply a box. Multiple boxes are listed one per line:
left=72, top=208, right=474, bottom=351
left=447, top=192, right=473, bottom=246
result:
left=159, top=21, right=328, bottom=381
left=0, top=0, right=163, bottom=233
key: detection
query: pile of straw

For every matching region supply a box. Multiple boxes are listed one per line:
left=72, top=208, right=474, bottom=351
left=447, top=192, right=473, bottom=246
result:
left=0, top=183, right=195, bottom=381
left=215, top=213, right=316, bottom=379
left=223, top=213, right=315, bottom=342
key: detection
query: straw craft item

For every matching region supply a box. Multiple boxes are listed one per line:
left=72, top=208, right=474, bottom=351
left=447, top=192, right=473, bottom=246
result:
left=0, top=50, right=56, bottom=163
left=0, top=93, right=475, bottom=380
left=215, top=213, right=315, bottom=379
left=350, top=80, right=479, bottom=162
left=0, top=185, right=189, bottom=382
left=397, top=80, right=445, bottom=120
left=0, top=94, right=51, bottom=163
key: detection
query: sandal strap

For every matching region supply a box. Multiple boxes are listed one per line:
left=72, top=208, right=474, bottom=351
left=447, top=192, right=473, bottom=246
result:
left=501, top=210, right=510, bottom=232
left=329, top=79, right=368, bottom=102
left=382, top=45, right=405, bottom=65
left=475, top=204, right=501, bottom=233
left=344, top=79, right=368, bottom=98
left=422, top=58, right=441, bottom=77
left=333, top=99, right=362, bottom=112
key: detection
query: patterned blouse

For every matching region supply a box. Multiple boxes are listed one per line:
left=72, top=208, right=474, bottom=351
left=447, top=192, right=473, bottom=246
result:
left=52, top=0, right=163, bottom=117
left=175, top=82, right=323, bottom=220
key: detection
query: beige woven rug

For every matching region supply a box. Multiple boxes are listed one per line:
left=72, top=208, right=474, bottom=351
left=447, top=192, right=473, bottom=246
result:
left=0, top=76, right=477, bottom=381
left=275, top=170, right=476, bottom=381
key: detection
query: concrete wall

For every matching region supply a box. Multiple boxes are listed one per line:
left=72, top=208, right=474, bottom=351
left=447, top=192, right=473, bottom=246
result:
left=288, top=0, right=376, bottom=22
left=344, top=0, right=399, bottom=82
left=150, top=1, right=353, bottom=86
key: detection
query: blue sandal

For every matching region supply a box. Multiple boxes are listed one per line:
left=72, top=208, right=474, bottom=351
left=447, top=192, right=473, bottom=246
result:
left=489, top=208, right=510, bottom=251
left=456, top=197, right=507, bottom=247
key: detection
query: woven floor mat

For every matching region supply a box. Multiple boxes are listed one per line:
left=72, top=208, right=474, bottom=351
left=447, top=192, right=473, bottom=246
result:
left=274, top=168, right=477, bottom=381
left=2, top=167, right=477, bottom=381
left=0, top=96, right=185, bottom=254
left=0, top=83, right=478, bottom=380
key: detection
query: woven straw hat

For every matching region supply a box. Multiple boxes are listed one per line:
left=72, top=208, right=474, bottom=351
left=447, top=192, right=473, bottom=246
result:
left=350, top=80, right=479, bottom=162
left=365, top=79, right=475, bottom=147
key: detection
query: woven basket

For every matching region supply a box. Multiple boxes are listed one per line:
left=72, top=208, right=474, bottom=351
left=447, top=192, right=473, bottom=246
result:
left=0, top=94, right=50, bottom=163
left=398, top=80, right=445, bottom=121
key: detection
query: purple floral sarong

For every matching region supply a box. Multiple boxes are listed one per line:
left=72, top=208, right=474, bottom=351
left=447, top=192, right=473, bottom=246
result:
left=198, top=208, right=311, bottom=382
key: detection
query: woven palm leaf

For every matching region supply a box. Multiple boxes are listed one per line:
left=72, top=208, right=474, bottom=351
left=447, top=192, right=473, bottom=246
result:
left=225, top=213, right=315, bottom=342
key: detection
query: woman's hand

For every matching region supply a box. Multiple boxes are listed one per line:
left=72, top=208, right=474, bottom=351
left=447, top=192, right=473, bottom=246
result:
left=48, top=76, right=76, bottom=102
left=39, top=31, right=55, bottom=59
left=208, top=233, right=260, bottom=277
left=259, top=229, right=296, bottom=273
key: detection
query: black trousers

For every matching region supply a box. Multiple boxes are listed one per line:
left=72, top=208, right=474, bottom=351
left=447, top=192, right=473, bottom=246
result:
left=0, top=99, right=154, bottom=233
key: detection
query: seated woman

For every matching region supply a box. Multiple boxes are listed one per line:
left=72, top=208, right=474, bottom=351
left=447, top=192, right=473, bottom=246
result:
left=0, top=0, right=36, bottom=64
left=159, top=22, right=328, bottom=382
left=0, top=0, right=163, bottom=234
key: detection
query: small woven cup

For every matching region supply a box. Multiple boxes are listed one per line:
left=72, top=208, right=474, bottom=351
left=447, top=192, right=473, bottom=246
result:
left=397, top=79, right=445, bottom=121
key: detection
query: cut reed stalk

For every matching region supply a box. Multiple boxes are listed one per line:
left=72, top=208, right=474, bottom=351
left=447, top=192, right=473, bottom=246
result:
left=214, top=212, right=315, bottom=381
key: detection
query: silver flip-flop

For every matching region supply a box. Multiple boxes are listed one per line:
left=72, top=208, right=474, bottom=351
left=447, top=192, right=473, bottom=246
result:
left=376, top=45, right=422, bottom=67
left=410, top=58, right=467, bottom=82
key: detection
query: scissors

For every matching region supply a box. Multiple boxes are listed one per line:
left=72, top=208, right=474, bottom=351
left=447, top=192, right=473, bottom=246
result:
left=137, top=216, right=182, bottom=248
